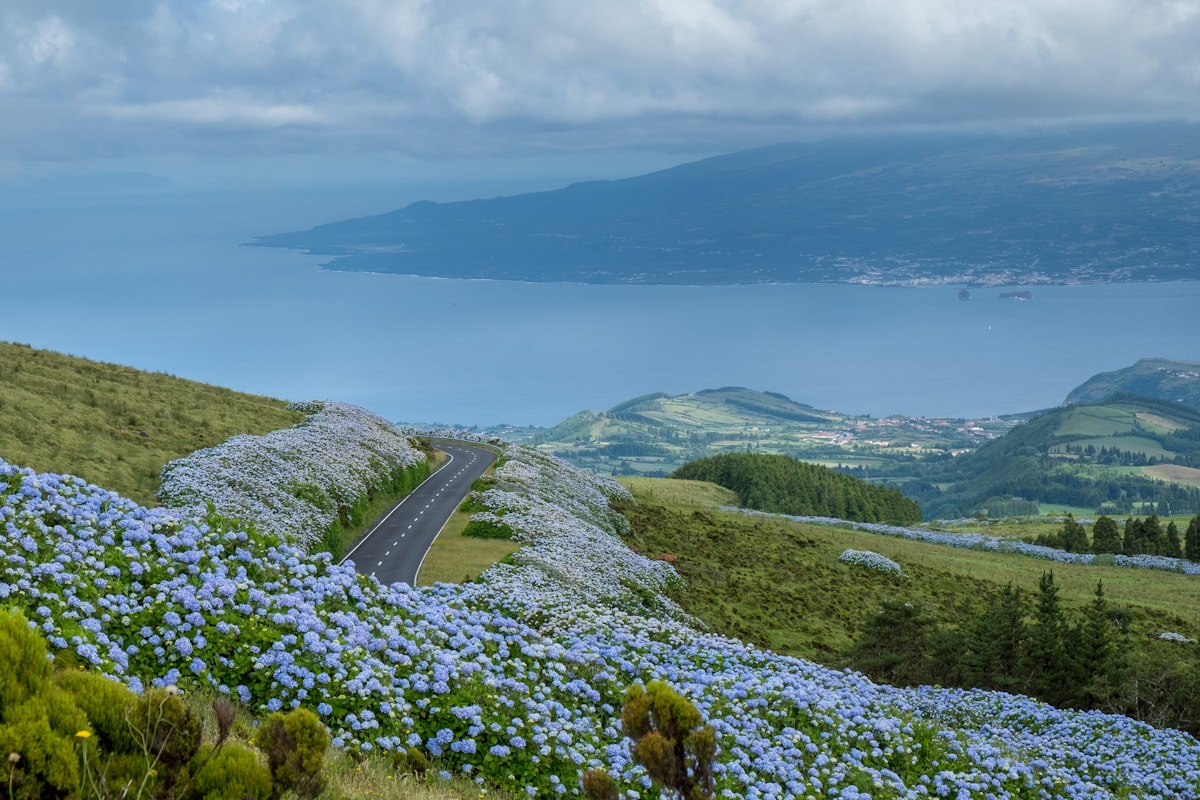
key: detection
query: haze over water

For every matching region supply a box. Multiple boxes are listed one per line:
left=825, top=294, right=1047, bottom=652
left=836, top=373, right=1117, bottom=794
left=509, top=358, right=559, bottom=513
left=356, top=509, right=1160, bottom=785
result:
left=3, top=186, right=1196, bottom=428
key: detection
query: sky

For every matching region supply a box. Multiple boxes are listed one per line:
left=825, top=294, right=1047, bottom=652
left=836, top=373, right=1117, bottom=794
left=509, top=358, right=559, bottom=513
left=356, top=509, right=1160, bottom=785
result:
left=2, top=0, right=1199, bottom=188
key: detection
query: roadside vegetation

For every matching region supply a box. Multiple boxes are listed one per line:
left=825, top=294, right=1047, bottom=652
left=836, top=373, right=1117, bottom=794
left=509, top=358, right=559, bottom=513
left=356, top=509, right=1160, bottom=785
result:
left=417, top=467, right=521, bottom=586
left=0, top=341, right=302, bottom=505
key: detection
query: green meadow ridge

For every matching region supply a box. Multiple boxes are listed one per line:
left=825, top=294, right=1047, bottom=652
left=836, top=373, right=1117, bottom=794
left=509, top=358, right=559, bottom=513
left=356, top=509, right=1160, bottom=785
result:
left=0, top=341, right=303, bottom=505
left=1064, top=357, right=1200, bottom=411
left=496, top=373, right=1200, bottom=519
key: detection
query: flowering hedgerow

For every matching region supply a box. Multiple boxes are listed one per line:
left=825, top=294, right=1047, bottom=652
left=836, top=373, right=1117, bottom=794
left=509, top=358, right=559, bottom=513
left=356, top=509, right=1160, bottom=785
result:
left=839, top=549, right=903, bottom=576
left=732, top=510, right=1200, bottom=576
left=158, top=401, right=425, bottom=551
left=3, top=437, right=1200, bottom=798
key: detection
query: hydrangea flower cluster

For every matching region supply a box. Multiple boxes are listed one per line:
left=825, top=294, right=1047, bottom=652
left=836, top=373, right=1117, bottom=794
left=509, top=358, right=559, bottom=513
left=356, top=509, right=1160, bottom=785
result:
left=839, top=549, right=903, bottom=576
left=3, top=429, right=1200, bottom=798
left=734, top=510, right=1200, bottom=575
left=158, top=401, right=425, bottom=550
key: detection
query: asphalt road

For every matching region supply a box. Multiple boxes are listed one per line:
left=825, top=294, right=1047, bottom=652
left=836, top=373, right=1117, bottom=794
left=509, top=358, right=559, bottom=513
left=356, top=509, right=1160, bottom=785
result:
left=341, top=443, right=498, bottom=586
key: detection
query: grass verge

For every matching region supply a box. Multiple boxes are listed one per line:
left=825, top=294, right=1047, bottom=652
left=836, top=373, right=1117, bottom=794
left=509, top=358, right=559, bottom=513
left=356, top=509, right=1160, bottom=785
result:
left=417, top=461, right=518, bottom=587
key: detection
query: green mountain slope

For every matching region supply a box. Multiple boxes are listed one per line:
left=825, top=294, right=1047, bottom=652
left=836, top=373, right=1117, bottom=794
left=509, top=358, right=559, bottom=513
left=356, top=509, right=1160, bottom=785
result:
left=899, top=395, right=1200, bottom=518
left=0, top=341, right=303, bottom=504
left=1065, top=358, right=1200, bottom=411
left=511, top=386, right=1021, bottom=478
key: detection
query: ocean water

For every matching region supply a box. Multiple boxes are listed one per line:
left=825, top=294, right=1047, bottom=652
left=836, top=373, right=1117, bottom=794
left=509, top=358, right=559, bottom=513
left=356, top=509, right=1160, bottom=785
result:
left=1, top=187, right=1197, bottom=427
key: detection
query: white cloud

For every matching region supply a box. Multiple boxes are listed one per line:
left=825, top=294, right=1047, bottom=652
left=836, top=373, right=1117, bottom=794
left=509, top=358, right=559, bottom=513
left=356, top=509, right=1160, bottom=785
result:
left=99, top=95, right=325, bottom=127
left=0, top=0, right=1197, bottom=164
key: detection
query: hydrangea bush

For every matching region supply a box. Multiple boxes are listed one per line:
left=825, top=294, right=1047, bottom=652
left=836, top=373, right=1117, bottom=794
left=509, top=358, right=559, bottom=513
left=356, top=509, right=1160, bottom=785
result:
left=839, top=549, right=903, bottom=576
left=3, top=430, right=1200, bottom=798
left=158, top=401, right=425, bottom=551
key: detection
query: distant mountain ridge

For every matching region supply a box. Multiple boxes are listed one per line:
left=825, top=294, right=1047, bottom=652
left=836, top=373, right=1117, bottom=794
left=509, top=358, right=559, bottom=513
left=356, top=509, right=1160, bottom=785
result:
left=1064, top=358, right=1200, bottom=411
left=508, top=386, right=1021, bottom=479
left=253, top=124, right=1200, bottom=286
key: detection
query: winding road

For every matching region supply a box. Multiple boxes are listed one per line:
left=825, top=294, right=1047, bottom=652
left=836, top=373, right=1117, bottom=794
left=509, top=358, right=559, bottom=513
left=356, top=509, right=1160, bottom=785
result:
left=341, top=442, right=498, bottom=586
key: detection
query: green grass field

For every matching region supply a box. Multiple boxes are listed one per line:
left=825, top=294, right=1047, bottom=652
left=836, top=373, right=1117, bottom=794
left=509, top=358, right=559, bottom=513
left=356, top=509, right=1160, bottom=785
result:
left=0, top=341, right=303, bottom=505
left=618, top=477, right=1200, bottom=663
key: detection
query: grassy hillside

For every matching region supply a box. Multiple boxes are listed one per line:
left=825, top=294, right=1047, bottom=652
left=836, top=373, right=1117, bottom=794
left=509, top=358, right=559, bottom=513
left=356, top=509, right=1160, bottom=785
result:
left=0, top=341, right=303, bottom=504
left=619, top=477, right=1200, bottom=655
left=618, top=475, right=1200, bottom=731
left=1065, top=357, right=1200, bottom=411
left=893, top=395, right=1200, bottom=518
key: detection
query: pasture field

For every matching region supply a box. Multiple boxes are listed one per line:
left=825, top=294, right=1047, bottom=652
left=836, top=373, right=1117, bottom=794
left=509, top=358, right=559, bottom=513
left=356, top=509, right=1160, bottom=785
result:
left=1146, top=464, right=1200, bottom=488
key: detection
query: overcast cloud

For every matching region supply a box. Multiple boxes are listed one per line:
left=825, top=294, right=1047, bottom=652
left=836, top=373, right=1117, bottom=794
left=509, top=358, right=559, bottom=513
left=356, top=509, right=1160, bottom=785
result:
left=2, top=0, right=1198, bottom=173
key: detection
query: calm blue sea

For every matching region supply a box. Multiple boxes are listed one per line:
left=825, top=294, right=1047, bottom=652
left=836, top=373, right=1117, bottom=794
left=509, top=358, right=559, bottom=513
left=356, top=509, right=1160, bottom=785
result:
left=2, top=187, right=1197, bottom=427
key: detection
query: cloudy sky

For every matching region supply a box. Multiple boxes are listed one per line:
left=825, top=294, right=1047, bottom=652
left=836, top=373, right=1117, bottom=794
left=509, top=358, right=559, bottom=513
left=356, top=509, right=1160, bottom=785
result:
left=2, top=0, right=1198, bottom=186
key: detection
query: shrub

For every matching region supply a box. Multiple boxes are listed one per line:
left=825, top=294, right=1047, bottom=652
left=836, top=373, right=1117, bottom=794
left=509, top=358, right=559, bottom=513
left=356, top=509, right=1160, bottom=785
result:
left=53, top=669, right=141, bottom=755
left=462, top=515, right=516, bottom=540
left=621, top=681, right=716, bottom=800
left=581, top=768, right=619, bottom=800
left=124, top=687, right=203, bottom=797
left=0, top=608, right=53, bottom=711
left=389, top=746, right=429, bottom=777
left=0, top=609, right=87, bottom=800
left=188, top=742, right=272, bottom=800
left=253, top=707, right=330, bottom=800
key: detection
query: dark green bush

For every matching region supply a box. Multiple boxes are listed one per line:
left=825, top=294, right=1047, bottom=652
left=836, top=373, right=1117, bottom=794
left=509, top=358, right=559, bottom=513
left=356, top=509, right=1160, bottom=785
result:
left=0, top=609, right=88, bottom=800
left=54, top=668, right=141, bottom=755
left=253, top=707, right=330, bottom=800
left=125, top=687, right=203, bottom=797
left=389, top=746, right=429, bottom=776
left=462, top=517, right=515, bottom=540
left=187, top=742, right=272, bottom=800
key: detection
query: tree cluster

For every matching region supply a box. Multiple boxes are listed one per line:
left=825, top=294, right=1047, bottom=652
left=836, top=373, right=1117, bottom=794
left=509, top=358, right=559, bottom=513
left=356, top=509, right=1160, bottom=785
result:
left=1031, top=513, right=1200, bottom=559
left=672, top=452, right=921, bottom=525
left=847, top=575, right=1200, bottom=734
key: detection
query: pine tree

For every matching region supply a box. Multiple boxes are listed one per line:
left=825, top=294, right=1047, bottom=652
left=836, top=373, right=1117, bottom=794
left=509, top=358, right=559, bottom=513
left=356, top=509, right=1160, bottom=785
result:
left=1070, top=580, right=1121, bottom=708
left=1091, top=515, right=1122, bottom=554
left=1185, top=514, right=1200, bottom=562
left=1022, top=571, right=1071, bottom=705
left=1142, top=515, right=1163, bottom=555
left=1123, top=517, right=1142, bottom=555
left=847, top=601, right=933, bottom=686
left=1165, top=521, right=1183, bottom=559
left=960, top=582, right=1027, bottom=692
left=1060, top=514, right=1088, bottom=553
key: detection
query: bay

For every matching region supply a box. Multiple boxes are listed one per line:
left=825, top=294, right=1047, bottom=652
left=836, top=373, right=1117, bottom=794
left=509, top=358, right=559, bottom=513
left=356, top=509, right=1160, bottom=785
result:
left=1, top=187, right=1196, bottom=428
